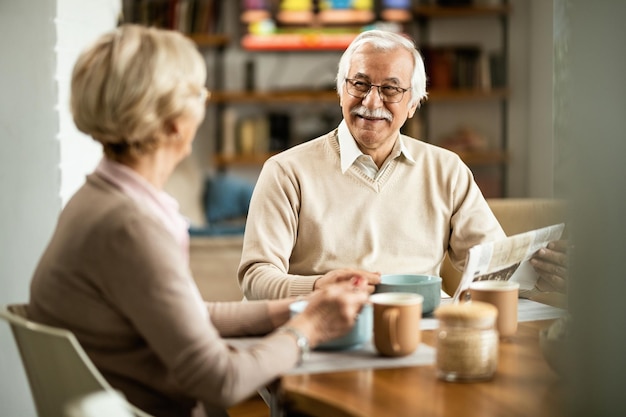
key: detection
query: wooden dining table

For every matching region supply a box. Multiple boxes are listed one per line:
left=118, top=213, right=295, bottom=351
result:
left=275, top=319, right=564, bottom=417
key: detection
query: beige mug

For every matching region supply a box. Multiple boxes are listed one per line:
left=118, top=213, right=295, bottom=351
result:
left=469, top=280, right=519, bottom=338
left=370, top=293, right=423, bottom=357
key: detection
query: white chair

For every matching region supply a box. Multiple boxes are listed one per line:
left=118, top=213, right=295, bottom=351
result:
left=0, top=304, right=153, bottom=417
left=64, top=391, right=134, bottom=417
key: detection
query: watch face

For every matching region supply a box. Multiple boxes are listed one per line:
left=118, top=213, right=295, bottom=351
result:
left=297, top=336, right=310, bottom=352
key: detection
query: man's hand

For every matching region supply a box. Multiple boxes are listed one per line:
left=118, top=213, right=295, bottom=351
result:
left=530, top=239, right=569, bottom=293
left=314, top=269, right=381, bottom=294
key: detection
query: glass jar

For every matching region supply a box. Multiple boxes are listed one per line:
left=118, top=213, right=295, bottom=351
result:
left=434, top=301, right=499, bottom=382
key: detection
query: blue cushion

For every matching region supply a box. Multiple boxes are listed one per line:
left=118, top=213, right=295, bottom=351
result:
left=204, top=173, right=255, bottom=223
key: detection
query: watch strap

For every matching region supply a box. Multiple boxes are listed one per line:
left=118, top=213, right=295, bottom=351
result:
left=277, top=326, right=310, bottom=366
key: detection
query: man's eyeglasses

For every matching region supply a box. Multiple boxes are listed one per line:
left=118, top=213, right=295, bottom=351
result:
left=344, top=78, right=409, bottom=103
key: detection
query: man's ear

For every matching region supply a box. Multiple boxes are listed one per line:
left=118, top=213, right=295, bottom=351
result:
left=407, top=102, right=418, bottom=119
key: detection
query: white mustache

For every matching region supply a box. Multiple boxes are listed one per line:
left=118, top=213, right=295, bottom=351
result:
left=351, top=106, right=393, bottom=122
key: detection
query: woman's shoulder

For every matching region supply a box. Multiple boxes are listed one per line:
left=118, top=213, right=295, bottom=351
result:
left=64, top=174, right=166, bottom=239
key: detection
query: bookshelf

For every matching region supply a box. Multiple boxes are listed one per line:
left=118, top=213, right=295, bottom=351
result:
left=210, top=89, right=339, bottom=104
left=212, top=1, right=416, bottom=170
left=122, top=1, right=512, bottom=196
left=412, top=2, right=511, bottom=197
left=414, top=3, right=510, bottom=18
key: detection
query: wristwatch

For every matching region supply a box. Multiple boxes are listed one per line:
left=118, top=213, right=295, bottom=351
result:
left=277, top=326, right=310, bottom=366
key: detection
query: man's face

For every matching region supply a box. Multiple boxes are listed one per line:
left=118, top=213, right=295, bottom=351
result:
left=340, top=44, right=418, bottom=156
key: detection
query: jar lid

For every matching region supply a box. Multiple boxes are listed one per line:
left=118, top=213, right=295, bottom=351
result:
left=434, top=301, right=498, bottom=327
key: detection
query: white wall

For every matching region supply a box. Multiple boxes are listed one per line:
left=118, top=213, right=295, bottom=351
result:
left=56, top=0, right=117, bottom=205
left=526, top=0, right=555, bottom=197
left=0, top=2, right=59, bottom=415
left=0, top=1, right=117, bottom=415
left=506, top=0, right=556, bottom=197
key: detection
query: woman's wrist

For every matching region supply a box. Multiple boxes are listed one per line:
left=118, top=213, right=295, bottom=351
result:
left=267, top=298, right=294, bottom=328
left=285, top=315, right=319, bottom=347
left=276, top=325, right=310, bottom=366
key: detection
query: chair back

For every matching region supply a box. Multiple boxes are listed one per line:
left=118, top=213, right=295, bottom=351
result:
left=0, top=304, right=152, bottom=417
left=64, top=391, right=135, bottom=417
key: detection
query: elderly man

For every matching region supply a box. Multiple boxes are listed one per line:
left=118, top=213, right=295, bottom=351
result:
left=238, top=30, right=567, bottom=300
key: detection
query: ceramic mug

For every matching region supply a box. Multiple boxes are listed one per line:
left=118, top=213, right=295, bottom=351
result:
left=469, top=280, right=519, bottom=338
left=370, top=292, right=423, bottom=357
left=289, top=300, right=373, bottom=350
left=374, top=274, right=442, bottom=314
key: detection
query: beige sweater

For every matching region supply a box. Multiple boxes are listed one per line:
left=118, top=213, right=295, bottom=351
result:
left=239, top=128, right=505, bottom=300
left=28, top=174, right=299, bottom=417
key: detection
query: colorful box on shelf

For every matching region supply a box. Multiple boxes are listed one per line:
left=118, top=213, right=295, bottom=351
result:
left=242, top=32, right=359, bottom=51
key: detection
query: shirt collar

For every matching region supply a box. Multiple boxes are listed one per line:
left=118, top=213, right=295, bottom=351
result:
left=337, top=119, right=416, bottom=174
left=338, top=120, right=363, bottom=173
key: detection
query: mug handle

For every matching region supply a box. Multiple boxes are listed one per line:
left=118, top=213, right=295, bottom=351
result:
left=383, top=308, right=401, bottom=353
left=459, top=289, right=472, bottom=302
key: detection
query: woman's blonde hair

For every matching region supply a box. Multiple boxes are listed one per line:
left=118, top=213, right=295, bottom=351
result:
left=70, top=24, right=206, bottom=160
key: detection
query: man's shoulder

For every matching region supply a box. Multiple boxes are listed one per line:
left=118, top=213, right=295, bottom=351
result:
left=268, top=130, right=337, bottom=163
left=401, top=135, right=463, bottom=163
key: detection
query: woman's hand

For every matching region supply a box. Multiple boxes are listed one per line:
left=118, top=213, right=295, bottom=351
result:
left=287, top=278, right=370, bottom=347
left=530, top=239, right=569, bottom=293
left=314, top=268, right=381, bottom=294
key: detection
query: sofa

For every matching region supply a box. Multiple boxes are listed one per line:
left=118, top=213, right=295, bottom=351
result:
left=189, top=198, right=568, bottom=303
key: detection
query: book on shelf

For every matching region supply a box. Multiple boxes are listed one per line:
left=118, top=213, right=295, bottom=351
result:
left=220, top=111, right=292, bottom=158
left=121, top=0, right=221, bottom=34
left=423, top=46, right=502, bottom=91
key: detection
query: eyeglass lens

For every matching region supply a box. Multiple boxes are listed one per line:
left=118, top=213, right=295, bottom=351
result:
left=345, top=79, right=406, bottom=103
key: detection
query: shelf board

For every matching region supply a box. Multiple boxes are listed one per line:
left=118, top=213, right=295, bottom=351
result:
left=427, top=88, right=509, bottom=102
left=210, top=90, right=339, bottom=104
left=414, top=4, right=511, bottom=18
left=214, top=149, right=508, bottom=168
left=241, top=33, right=358, bottom=51
left=187, top=33, right=230, bottom=48
left=214, top=152, right=278, bottom=168
left=209, top=88, right=507, bottom=104
left=454, top=149, right=509, bottom=165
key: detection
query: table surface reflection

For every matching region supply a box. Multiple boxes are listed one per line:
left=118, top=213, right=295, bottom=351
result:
left=279, top=320, right=563, bottom=417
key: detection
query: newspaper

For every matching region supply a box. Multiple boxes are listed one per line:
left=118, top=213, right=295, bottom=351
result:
left=452, top=223, right=565, bottom=302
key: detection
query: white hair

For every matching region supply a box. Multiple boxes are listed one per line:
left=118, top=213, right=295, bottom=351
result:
left=336, top=30, right=428, bottom=108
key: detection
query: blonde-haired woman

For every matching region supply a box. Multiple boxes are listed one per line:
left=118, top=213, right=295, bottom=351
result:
left=28, top=25, right=373, bottom=417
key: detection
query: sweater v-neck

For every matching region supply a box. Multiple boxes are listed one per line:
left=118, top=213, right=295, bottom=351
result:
left=347, top=158, right=398, bottom=192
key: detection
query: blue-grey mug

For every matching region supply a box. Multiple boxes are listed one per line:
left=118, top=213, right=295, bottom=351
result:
left=374, top=274, right=442, bottom=314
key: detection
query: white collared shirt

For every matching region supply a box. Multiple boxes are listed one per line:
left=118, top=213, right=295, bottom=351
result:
left=337, top=120, right=415, bottom=180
